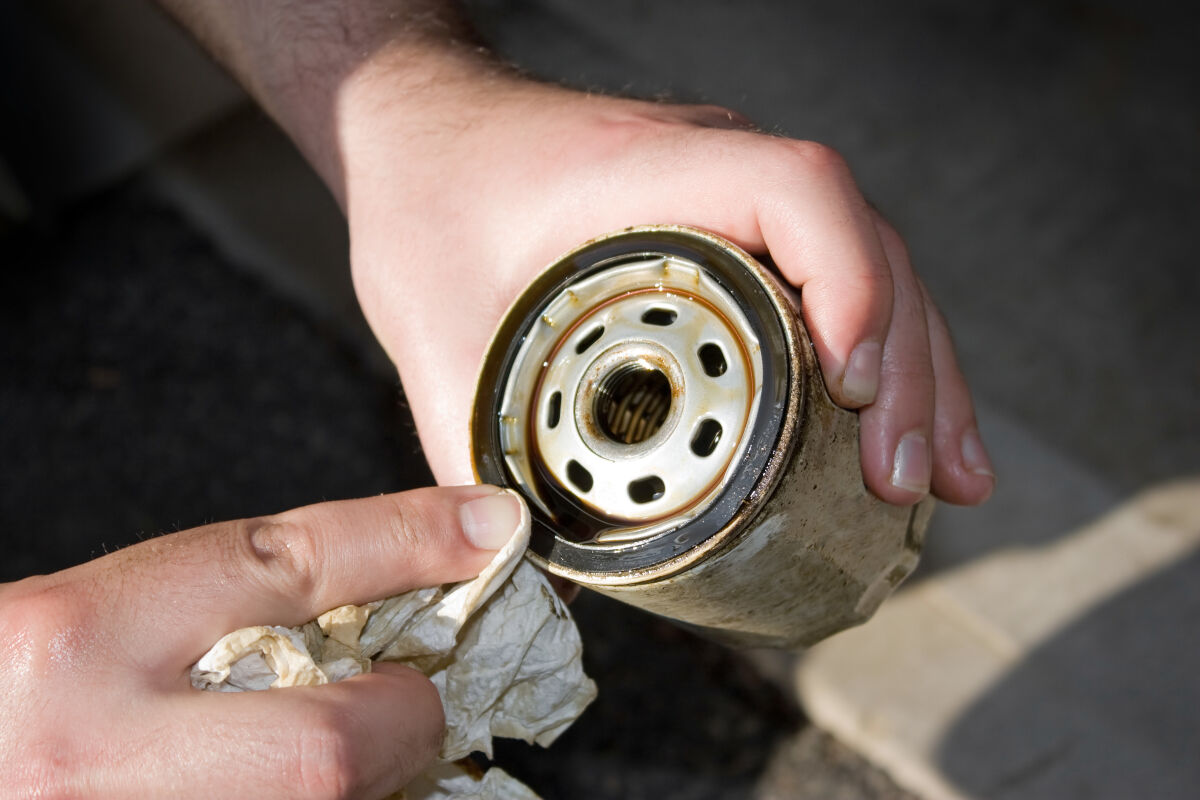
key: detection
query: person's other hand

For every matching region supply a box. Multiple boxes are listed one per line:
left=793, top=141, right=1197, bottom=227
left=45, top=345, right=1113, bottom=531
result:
left=0, top=485, right=523, bottom=799
left=339, top=71, right=995, bottom=506
left=153, top=1, right=994, bottom=506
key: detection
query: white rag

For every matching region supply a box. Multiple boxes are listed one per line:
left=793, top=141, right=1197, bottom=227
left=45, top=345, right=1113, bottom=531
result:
left=191, top=491, right=596, bottom=799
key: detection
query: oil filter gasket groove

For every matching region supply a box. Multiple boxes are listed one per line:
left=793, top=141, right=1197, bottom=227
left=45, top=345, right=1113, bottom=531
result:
left=471, top=226, right=801, bottom=581
left=505, top=263, right=760, bottom=532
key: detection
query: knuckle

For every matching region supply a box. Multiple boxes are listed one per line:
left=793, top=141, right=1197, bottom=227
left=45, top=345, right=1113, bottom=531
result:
left=881, top=344, right=936, bottom=386
left=882, top=356, right=936, bottom=385
left=782, top=139, right=850, bottom=178
left=862, top=253, right=897, bottom=289
left=244, top=515, right=323, bottom=599
left=0, top=578, right=93, bottom=675
left=809, top=271, right=892, bottom=316
left=846, top=264, right=895, bottom=294
left=588, top=102, right=735, bottom=154
left=0, top=585, right=93, bottom=799
left=382, top=495, right=430, bottom=557
left=589, top=109, right=677, bottom=149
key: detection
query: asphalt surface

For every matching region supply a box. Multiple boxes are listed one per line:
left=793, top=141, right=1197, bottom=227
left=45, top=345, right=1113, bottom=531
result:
left=0, top=186, right=431, bottom=580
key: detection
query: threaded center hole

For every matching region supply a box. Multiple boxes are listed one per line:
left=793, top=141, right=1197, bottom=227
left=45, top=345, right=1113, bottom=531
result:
left=595, top=362, right=672, bottom=445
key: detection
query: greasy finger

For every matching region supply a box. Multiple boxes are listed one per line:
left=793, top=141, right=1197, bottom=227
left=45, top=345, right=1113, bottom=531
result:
left=921, top=287, right=996, bottom=504
left=755, top=140, right=894, bottom=408
left=858, top=217, right=936, bottom=505
left=94, top=485, right=526, bottom=666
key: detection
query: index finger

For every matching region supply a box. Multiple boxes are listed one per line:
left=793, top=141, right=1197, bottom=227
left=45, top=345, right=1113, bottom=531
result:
left=754, top=139, right=894, bottom=409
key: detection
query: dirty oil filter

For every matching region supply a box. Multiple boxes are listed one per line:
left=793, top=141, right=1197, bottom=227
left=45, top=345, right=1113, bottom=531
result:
left=470, top=226, right=932, bottom=648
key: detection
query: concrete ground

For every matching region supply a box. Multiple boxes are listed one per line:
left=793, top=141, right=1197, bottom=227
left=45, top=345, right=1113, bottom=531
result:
left=2, top=0, right=1196, bottom=798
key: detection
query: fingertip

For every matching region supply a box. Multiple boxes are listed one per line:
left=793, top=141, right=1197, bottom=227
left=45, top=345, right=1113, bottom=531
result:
left=929, top=427, right=997, bottom=506
left=838, top=340, right=882, bottom=407
left=870, top=433, right=932, bottom=507
left=458, top=488, right=526, bottom=551
left=890, top=431, right=932, bottom=496
left=859, top=419, right=931, bottom=507
left=918, top=279, right=995, bottom=507
left=967, top=473, right=996, bottom=505
left=345, top=662, right=447, bottom=785
left=960, top=428, right=996, bottom=480
left=362, top=662, right=446, bottom=733
left=932, top=471, right=996, bottom=506
left=174, top=485, right=528, bottom=646
left=865, top=478, right=931, bottom=508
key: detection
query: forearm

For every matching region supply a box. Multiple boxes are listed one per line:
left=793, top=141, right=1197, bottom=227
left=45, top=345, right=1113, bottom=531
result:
left=155, top=0, right=496, bottom=205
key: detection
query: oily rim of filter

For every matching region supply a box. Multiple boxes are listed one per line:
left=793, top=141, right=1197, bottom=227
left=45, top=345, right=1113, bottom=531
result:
left=470, top=226, right=802, bottom=583
left=473, top=229, right=797, bottom=580
left=517, top=274, right=759, bottom=532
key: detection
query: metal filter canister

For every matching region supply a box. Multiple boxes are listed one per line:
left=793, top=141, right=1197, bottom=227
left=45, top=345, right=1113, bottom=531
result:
left=470, top=226, right=933, bottom=648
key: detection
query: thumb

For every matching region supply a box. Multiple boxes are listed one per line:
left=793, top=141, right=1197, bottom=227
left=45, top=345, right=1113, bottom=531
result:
left=88, top=484, right=527, bottom=667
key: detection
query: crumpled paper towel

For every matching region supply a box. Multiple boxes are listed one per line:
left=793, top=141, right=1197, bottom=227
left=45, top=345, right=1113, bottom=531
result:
left=191, top=490, right=596, bottom=799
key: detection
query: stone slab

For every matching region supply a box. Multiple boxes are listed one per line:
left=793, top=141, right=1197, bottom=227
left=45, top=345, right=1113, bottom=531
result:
left=796, top=405, right=1200, bottom=799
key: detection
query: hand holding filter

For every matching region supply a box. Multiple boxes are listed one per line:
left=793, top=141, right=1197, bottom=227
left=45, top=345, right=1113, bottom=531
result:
left=471, top=226, right=933, bottom=648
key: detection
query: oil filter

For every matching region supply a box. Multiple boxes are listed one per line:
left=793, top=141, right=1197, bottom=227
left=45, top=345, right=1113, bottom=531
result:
left=470, top=226, right=932, bottom=648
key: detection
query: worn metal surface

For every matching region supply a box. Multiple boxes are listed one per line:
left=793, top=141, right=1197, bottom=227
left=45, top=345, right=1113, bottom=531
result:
left=472, top=226, right=932, bottom=648
left=593, top=351, right=933, bottom=648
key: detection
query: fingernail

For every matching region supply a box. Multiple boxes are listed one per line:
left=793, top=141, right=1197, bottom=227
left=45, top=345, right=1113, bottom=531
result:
left=891, top=432, right=931, bottom=494
left=842, top=342, right=882, bottom=405
left=459, top=490, right=522, bottom=550
left=961, top=428, right=995, bottom=478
